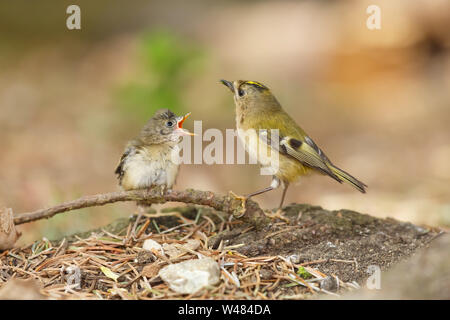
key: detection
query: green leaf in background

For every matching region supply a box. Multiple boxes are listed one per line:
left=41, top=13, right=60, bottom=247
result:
left=117, top=30, right=205, bottom=120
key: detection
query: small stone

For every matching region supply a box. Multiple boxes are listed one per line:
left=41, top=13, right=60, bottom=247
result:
left=320, top=276, right=338, bottom=292
left=326, top=241, right=337, bottom=248
left=142, top=239, right=162, bottom=252
left=287, top=254, right=300, bottom=264
left=162, top=243, right=182, bottom=258
left=141, top=264, right=161, bottom=278
left=158, top=258, right=220, bottom=294
left=184, top=239, right=201, bottom=251
left=161, top=240, right=201, bottom=258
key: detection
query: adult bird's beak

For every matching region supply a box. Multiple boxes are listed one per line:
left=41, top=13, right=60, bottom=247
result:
left=175, top=112, right=195, bottom=136
left=220, top=79, right=234, bottom=93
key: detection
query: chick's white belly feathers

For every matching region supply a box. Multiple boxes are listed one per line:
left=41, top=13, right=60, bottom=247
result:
left=117, top=146, right=179, bottom=191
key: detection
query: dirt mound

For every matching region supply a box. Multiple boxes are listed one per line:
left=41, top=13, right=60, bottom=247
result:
left=0, top=204, right=443, bottom=299
left=213, top=204, right=439, bottom=283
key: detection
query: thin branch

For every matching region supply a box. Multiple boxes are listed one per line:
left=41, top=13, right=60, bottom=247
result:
left=13, top=188, right=266, bottom=226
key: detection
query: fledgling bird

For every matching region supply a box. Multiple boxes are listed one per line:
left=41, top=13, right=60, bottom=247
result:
left=115, top=108, right=193, bottom=237
left=221, top=79, right=367, bottom=211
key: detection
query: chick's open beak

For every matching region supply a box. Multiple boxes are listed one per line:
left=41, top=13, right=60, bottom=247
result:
left=220, top=79, right=234, bottom=93
left=175, top=112, right=195, bottom=136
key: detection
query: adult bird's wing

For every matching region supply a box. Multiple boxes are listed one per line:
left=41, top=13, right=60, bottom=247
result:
left=256, top=111, right=367, bottom=191
left=255, top=111, right=342, bottom=182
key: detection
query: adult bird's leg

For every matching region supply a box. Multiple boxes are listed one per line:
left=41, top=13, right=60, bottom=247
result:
left=245, top=176, right=280, bottom=199
left=260, top=180, right=290, bottom=222
left=278, top=182, right=289, bottom=210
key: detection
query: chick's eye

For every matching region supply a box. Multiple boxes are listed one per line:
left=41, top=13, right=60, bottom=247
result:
left=166, top=120, right=174, bottom=127
left=238, top=88, right=245, bottom=97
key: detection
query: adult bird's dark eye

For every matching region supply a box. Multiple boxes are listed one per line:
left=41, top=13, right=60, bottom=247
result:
left=238, top=89, right=245, bottom=97
left=166, top=121, right=174, bottom=127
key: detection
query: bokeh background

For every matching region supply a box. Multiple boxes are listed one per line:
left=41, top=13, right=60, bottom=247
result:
left=1, top=0, right=449, bottom=244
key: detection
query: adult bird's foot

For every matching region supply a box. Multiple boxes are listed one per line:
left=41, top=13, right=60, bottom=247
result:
left=229, top=191, right=248, bottom=218
left=265, top=208, right=290, bottom=223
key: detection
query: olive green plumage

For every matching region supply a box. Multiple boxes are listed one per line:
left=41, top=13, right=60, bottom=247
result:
left=221, top=79, right=366, bottom=209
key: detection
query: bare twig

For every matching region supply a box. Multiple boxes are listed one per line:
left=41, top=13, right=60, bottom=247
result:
left=13, top=188, right=266, bottom=226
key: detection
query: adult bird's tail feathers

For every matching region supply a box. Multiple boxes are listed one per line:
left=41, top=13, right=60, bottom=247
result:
left=328, top=163, right=367, bottom=193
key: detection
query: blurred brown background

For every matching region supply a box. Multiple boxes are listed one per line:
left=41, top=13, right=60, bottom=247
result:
left=1, top=0, right=449, bottom=244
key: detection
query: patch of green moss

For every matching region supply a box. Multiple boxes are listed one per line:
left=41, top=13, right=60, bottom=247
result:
left=297, top=266, right=313, bottom=279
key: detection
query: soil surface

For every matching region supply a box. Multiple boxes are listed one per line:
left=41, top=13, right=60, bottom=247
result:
left=339, top=232, right=449, bottom=299
left=208, top=204, right=440, bottom=283
left=89, top=203, right=441, bottom=285
left=1, top=203, right=444, bottom=299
